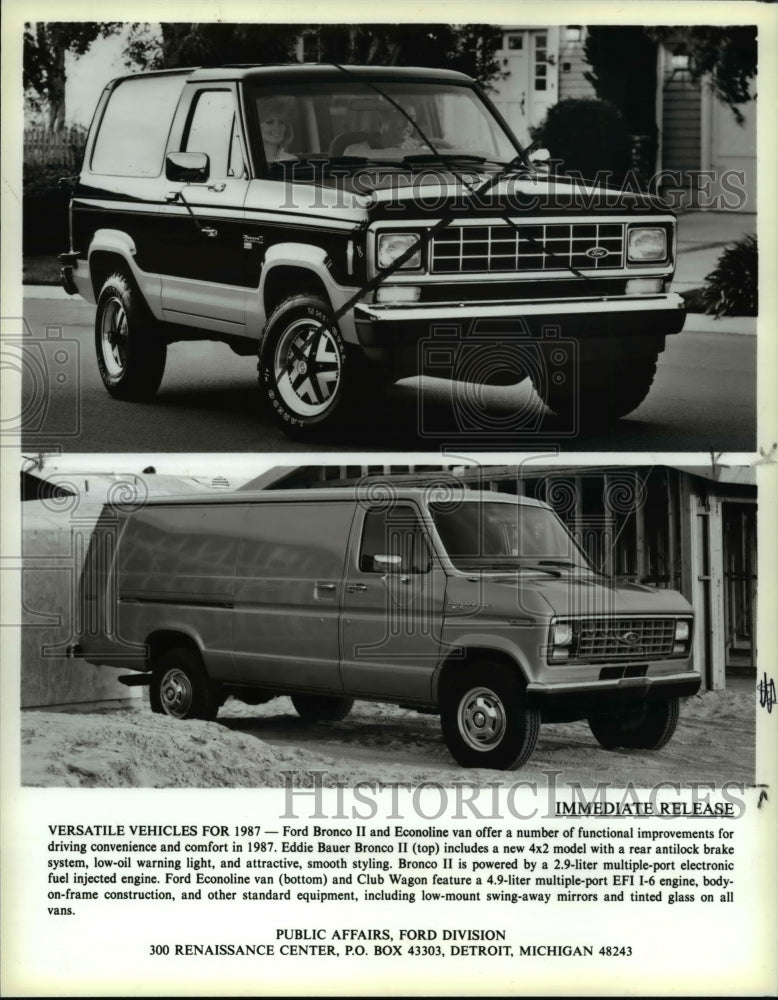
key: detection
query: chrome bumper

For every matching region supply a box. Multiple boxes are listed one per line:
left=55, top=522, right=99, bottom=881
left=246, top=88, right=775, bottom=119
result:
left=354, top=292, right=686, bottom=324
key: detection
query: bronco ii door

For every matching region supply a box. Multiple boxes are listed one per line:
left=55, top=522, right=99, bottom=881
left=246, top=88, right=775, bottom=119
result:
left=159, top=84, right=252, bottom=330
left=340, top=501, right=448, bottom=702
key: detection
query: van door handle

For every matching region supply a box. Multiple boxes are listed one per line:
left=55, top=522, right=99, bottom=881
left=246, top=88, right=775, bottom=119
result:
left=347, top=583, right=367, bottom=593
left=201, top=226, right=218, bottom=239
left=316, top=582, right=336, bottom=591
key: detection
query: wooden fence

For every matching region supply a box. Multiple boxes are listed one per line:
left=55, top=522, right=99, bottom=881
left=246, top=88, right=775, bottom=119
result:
left=24, top=126, right=87, bottom=168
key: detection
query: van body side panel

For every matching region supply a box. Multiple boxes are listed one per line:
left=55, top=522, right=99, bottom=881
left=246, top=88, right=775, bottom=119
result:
left=117, top=504, right=245, bottom=677
left=230, top=501, right=355, bottom=690
left=340, top=504, right=447, bottom=702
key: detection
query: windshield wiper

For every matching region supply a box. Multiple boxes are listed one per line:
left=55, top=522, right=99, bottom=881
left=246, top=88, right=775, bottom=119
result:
left=536, top=559, right=609, bottom=577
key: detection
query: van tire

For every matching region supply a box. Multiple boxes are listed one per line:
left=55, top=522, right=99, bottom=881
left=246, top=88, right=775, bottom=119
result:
left=95, top=271, right=167, bottom=400
left=259, top=294, right=360, bottom=439
left=440, top=663, right=540, bottom=769
left=150, top=646, right=219, bottom=722
left=588, top=696, right=680, bottom=751
left=291, top=694, right=354, bottom=723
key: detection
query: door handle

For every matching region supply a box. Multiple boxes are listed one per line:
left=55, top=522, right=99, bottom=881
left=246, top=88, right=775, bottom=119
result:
left=316, top=582, right=336, bottom=591
left=347, top=583, right=367, bottom=593
left=207, top=182, right=226, bottom=192
left=165, top=190, right=181, bottom=202
left=201, top=226, right=218, bottom=239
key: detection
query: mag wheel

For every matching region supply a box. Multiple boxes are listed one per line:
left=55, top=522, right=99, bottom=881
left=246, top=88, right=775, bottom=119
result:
left=588, top=696, right=680, bottom=751
left=150, top=646, right=219, bottom=721
left=259, top=294, right=355, bottom=439
left=291, top=694, right=354, bottom=722
left=95, top=271, right=166, bottom=400
left=440, top=662, right=540, bottom=770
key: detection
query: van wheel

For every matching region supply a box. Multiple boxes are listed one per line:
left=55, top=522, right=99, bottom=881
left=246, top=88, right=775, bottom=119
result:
left=259, top=294, right=358, bottom=439
left=588, top=696, right=679, bottom=751
left=440, top=663, right=540, bottom=769
left=150, top=646, right=219, bottom=721
left=95, top=271, right=167, bottom=400
left=533, top=352, right=658, bottom=425
left=291, top=694, right=354, bottom=723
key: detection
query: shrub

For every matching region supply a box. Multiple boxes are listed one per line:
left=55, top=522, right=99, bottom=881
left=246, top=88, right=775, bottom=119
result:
left=23, top=162, right=77, bottom=254
left=702, top=235, right=758, bottom=317
left=530, top=98, right=633, bottom=184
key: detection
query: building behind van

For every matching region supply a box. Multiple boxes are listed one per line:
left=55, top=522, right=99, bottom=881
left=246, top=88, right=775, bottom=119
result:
left=73, top=488, right=698, bottom=769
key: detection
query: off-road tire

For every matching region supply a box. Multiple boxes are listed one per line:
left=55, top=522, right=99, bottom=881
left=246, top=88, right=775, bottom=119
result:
left=259, top=294, right=371, bottom=439
left=95, top=271, right=167, bottom=400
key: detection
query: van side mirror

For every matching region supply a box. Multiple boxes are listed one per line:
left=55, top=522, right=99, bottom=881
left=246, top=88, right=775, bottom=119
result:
left=373, top=554, right=402, bottom=571
left=166, top=152, right=210, bottom=183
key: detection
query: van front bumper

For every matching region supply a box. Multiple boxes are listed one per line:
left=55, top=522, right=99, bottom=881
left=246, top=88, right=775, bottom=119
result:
left=526, top=670, right=701, bottom=716
left=353, top=292, right=686, bottom=363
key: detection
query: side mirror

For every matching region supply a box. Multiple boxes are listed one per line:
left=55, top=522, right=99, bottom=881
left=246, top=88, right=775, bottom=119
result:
left=166, top=152, right=210, bottom=183
left=373, top=554, right=402, bottom=572
left=529, top=147, right=551, bottom=172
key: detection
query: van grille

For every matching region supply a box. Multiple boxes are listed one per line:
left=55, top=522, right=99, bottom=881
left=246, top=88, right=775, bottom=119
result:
left=575, top=617, right=676, bottom=660
left=430, top=222, right=625, bottom=274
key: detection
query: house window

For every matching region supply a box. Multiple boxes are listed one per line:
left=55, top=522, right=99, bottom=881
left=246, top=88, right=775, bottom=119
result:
left=534, top=33, right=549, bottom=91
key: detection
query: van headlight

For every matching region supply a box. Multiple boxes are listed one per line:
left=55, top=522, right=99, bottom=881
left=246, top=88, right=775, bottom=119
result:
left=628, top=227, right=667, bottom=262
left=377, top=232, right=422, bottom=271
left=550, top=620, right=574, bottom=661
left=673, top=618, right=692, bottom=654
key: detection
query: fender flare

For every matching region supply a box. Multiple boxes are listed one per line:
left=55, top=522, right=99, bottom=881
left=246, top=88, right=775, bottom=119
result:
left=250, top=242, right=361, bottom=344
left=432, top=633, right=531, bottom=701
left=88, top=230, right=162, bottom=316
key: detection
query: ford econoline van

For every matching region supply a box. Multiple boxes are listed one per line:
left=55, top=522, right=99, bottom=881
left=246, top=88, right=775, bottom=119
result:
left=73, top=488, right=698, bottom=769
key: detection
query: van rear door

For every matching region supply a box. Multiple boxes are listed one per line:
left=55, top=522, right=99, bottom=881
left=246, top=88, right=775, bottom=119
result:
left=340, top=501, right=447, bottom=702
left=231, top=500, right=355, bottom=691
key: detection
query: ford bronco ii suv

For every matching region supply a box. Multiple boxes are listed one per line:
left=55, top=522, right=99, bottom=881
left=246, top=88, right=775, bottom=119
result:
left=73, top=488, right=698, bottom=770
left=60, top=64, right=686, bottom=438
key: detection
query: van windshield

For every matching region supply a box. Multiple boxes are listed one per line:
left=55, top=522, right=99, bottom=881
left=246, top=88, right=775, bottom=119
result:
left=429, top=501, right=592, bottom=572
left=247, top=79, right=521, bottom=171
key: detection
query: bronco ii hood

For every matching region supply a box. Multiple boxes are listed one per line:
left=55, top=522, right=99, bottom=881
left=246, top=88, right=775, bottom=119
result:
left=258, top=169, right=670, bottom=223
left=445, top=571, right=692, bottom=621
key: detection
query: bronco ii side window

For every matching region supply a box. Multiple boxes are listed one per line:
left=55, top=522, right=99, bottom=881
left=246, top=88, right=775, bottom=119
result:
left=359, top=506, right=432, bottom=575
left=183, top=89, right=245, bottom=178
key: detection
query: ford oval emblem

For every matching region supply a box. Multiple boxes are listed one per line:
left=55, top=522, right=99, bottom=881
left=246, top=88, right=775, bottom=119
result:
left=585, top=246, right=609, bottom=259
left=621, top=630, right=641, bottom=645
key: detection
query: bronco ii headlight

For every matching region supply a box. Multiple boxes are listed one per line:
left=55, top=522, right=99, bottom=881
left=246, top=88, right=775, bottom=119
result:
left=628, top=227, right=667, bottom=262
left=377, top=232, right=422, bottom=271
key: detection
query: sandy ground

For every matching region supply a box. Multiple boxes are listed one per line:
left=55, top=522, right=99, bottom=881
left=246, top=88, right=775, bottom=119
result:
left=21, top=689, right=755, bottom=789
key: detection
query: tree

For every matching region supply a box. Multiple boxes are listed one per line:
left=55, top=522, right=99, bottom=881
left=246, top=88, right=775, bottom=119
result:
left=646, top=26, right=757, bottom=124
left=584, top=25, right=757, bottom=128
left=583, top=27, right=657, bottom=134
left=24, top=22, right=121, bottom=130
left=122, top=22, right=506, bottom=89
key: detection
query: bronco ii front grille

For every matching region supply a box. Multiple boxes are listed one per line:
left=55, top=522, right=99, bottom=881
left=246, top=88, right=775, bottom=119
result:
left=430, top=222, right=625, bottom=274
left=574, top=617, right=676, bottom=661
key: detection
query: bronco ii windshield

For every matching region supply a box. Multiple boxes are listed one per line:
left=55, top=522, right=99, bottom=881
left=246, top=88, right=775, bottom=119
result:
left=430, top=501, right=592, bottom=572
left=247, top=80, right=522, bottom=172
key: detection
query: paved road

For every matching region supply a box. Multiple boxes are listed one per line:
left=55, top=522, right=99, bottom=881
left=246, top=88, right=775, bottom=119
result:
left=18, top=295, right=755, bottom=453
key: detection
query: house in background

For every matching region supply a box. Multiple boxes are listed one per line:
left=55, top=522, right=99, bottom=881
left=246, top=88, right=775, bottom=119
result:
left=248, top=462, right=757, bottom=693
left=488, top=25, right=756, bottom=211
